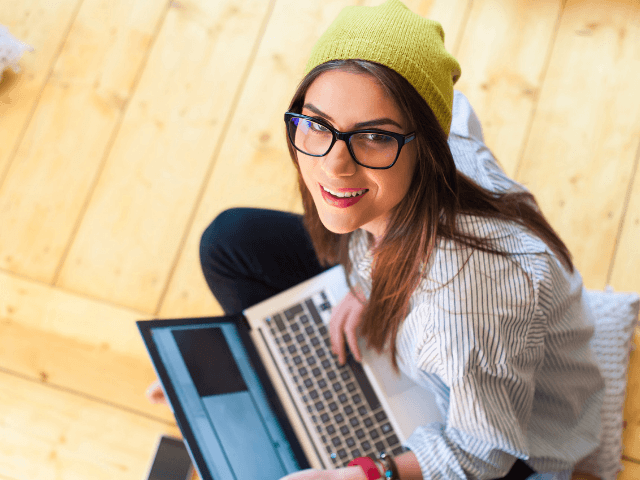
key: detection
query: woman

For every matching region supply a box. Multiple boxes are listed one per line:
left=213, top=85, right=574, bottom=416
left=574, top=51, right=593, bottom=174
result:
left=167, top=1, right=605, bottom=478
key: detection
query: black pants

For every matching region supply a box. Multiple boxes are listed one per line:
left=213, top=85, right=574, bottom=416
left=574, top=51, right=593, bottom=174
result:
left=199, top=207, right=535, bottom=480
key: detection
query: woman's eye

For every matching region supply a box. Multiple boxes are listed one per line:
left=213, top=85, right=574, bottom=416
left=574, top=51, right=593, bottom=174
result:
left=309, top=121, right=330, bottom=133
left=364, top=133, right=392, bottom=143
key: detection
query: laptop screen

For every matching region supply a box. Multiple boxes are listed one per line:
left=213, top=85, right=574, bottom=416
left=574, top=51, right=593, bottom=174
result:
left=138, top=316, right=309, bottom=480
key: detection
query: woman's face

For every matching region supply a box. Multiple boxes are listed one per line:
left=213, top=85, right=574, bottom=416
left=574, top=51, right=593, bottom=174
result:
left=297, top=69, right=417, bottom=238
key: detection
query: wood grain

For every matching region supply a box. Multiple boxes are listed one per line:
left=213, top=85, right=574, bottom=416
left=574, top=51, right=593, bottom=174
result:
left=610, top=156, right=640, bottom=294
left=0, top=270, right=176, bottom=422
left=622, top=328, right=640, bottom=461
left=454, top=0, right=563, bottom=177
left=516, top=0, right=640, bottom=290
left=618, top=458, right=640, bottom=480
left=0, top=0, right=166, bottom=282
left=56, top=0, right=272, bottom=312
left=0, top=0, right=82, bottom=176
left=0, top=371, right=181, bottom=480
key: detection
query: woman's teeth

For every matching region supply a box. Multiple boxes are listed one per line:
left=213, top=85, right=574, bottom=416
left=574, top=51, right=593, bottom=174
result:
left=322, top=186, right=367, bottom=198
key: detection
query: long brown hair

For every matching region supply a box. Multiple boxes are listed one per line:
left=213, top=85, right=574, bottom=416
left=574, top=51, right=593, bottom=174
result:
left=286, top=60, right=572, bottom=370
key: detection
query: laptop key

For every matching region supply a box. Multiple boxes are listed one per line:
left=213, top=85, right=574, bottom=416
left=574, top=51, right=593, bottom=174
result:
left=332, top=437, right=341, bottom=447
left=335, top=413, right=344, bottom=423
left=285, top=304, right=304, bottom=320
left=381, top=423, right=392, bottom=434
left=317, top=379, right=327, bottom=389
left=321, top=413, right=330, bottom=423
left=296, top=334, right=305, bottom=343
left=304, top=378, right=313, bottom=388
left=375, top=411, right=387, bottom=422
left=300, top=314, right=309, bottom=324
left=341, top=371, right=351, bottom=381
left=338, top=449, right=347, bottom=459
left=346, top=437, right=356, bottom=447
left=318, top=325, right=327, bottom=335
left=338, top=394, right=348, bottom=403
left=311, top=337, right=320, bottom=346
left=312, top=367, right=321, bottom=377
left=288, top=345, right=297, bottom=354
left=351, top=449, right=361, bottom=459
left=361, top=440, right=371, bottom=451
left=358, top=406, right=367, bottom=415
left=283, top=333, right=292, bottom=343
left=327, top=371, right=337, bottom=380
left=333, top=382, right=342, bottom=392
left=306, top=325, right=315, bottom=335
left=355, top=428, right=365, bottom=439
left=301, top=345, right=311, bottom=354
left=293, top=356, right=302, bottom=365
left=321, top=359, right=331, bottom=369
left=317, top=347, right=326, bottom=357
left=375, top=441, right=385, bottom=452
left=298, top=367, right=308, bottom=376
left=315, top=401, right=325, bottom=411
left=370, top=429, right=379, bottom=439
left=340, top=426, right=349, bottom=436
left=329, top=402, right=338, bottom=412
left=386, top=434, right=399, bottom=446
left=309, top=390, right=319, bottom=400
left=352, top=394, right=362, bottom=404
left=364, top=418, right=373, bottom=428
left=392, top=446, right=405, bottom=456
left=344, top=405, right=353, bottom=415
left=323, top=390, right=333, bottom=400
left=307, top=356, right=317, bottom=366
left=346, top=382, right=356, bottom=392
left=326, top=425, right=336, bottom=435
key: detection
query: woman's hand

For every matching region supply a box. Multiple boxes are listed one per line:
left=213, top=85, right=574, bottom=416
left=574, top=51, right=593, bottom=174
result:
left=280, top=466, right=366, bottom=480
left=330, top=289, right=366, bottom=365
left=146, top=379, right=168, bottom=405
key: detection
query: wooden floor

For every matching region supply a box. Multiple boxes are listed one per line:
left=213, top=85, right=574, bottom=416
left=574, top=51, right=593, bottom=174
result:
left=1, top=0, right=639, bottom=478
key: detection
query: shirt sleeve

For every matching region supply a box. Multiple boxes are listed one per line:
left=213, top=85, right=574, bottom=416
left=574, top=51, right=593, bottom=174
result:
left=403, top=244, right=546, bottom=479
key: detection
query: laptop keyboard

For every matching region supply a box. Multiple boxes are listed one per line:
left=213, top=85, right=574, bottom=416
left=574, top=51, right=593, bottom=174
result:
left=265, top=291, right=405, bottom=467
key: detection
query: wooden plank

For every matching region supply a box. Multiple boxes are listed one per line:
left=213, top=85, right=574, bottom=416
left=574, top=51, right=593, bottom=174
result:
left=0, top=0, right=82, bottom=176
left=0, top=371, right=181, bottom=480
left=516, top=0, right=640, bottom=289
left=618, top=459, right=640, bottom=480
left=0, top=0, right=166, bottom=282
left=158, top=0, right=472, bottom=318
left=56, top=0, right=272, bottom=313
left=610, top=157, right=640, bottom=295
left=0, top=321, right=176, bottom=425
left=623, top=328, right=640, bottom=461
left=0, top=270, right=175, bottom=422
left=454, top=0, right=563, bottom=177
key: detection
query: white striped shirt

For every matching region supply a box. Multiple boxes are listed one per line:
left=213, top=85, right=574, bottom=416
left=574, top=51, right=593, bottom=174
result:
left=348, top=92, right=605, bottom=479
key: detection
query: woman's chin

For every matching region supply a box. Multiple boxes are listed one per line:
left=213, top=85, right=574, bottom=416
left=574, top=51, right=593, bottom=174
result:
left=317, top=214, right=360, bottom=235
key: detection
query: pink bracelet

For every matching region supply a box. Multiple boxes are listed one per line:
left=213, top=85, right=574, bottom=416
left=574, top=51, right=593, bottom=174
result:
left=348, top=456, right=383, bottom=480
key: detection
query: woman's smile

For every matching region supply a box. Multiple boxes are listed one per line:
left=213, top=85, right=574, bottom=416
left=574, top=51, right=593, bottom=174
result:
left=319, top=183, right=369, bottom=208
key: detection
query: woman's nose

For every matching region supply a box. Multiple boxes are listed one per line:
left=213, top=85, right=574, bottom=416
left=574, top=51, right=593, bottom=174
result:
left=320, top=139, right=357, bottom=177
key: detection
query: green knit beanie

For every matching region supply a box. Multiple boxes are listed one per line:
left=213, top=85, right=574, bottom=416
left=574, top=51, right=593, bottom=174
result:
left=305, top=0, right=461, bottom=136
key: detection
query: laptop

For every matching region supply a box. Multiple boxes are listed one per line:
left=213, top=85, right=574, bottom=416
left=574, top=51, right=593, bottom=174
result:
left=137, top=265, right=442, bottom=480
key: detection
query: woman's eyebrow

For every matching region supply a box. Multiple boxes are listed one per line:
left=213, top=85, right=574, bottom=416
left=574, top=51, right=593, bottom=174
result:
left=302, top=103, right=404, bottom=130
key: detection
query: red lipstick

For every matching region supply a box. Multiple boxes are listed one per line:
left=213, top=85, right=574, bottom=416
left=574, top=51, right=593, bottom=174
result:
left=319, top=184, right=368, bottom=208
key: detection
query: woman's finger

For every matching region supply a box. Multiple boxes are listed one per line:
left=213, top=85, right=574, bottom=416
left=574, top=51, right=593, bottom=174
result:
left=330, top=297, right=349, bottom=363
left=345, top=315, right=361, bottom=363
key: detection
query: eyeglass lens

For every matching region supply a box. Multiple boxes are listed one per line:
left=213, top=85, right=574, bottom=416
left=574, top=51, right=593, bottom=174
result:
left=287, top=116, right=399, bottom=168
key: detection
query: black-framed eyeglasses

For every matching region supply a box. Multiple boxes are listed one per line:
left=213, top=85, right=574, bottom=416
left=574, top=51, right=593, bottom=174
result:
left=284, top=112, right=416, bottom=170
